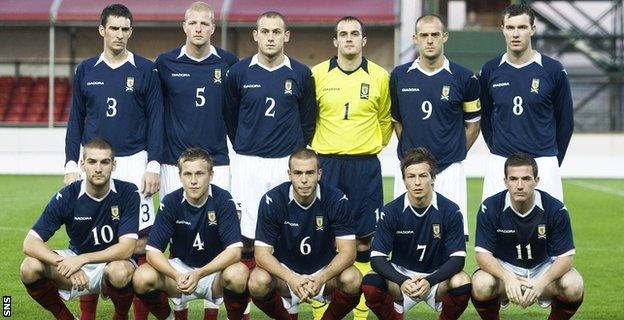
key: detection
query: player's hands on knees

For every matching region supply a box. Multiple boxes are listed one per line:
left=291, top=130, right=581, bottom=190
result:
left=412, top=278, right=431, bottom=298
left=141, top=172, right=160, bottom=197
left=63, top=173, right=81, bottom=186
left=69, top=270, right=89, bottom=291
left=56, top=255, right=87, bottom=278
left=503, top=274, right=532, bottom=306
left=287, top=273, right=311, bottom=302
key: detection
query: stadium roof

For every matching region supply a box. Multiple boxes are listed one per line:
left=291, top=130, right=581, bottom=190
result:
left=0, top=0, right=397, bottom=25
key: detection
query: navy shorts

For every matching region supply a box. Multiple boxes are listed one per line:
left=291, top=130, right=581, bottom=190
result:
left=318, top=154, right=383, bottom=237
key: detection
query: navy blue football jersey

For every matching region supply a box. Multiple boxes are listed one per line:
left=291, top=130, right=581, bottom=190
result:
left=479, top=53, right=573, bottom=165
left=224, top=55, right=316, bottom=158
left=147, top=186, right=242, bottom=268
left=372, top=192, right=466, bottom=273
left=391, top=58, right=481, bottom=171
left=155, top=45, right=238, bottom=166
left=475, top=190, right=575, bottom=269
left=65, top=52, right=164, bottom=164
left=31, top=179, right=139, bottom=254
left=255, top=182, right=354, bottom=274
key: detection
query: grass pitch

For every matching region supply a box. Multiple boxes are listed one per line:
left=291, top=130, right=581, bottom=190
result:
left=0, top=175, right=622, bottom=319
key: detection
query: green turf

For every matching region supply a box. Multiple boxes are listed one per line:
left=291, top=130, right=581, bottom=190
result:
left=1, top=175, right=622, bottom=319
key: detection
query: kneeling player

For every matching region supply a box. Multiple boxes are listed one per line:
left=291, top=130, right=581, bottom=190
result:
left=20, top=138, right=139, bottom=320
left=363, top=148, right=471, bottom=320
left=471, top=153, right=584, bottom=320
left=133, top=148, right=248, bottom=320
left=248, top=149, right=362, bottom=320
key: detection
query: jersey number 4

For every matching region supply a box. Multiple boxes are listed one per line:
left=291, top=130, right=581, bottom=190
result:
left=193, top=233, right=205, bottom=251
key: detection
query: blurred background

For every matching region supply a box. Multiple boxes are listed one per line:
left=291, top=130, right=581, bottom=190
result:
left=0, top=0, right=622, bottom=177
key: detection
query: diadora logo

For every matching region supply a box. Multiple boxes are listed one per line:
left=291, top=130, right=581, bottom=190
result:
left=401, top=87, right=420, bottom=92
left=492, top=82, right=510, bottom=88
left=171, top=73, right=190, bottom=77
left=87, top=81, right=105, bottom=86
left=243, top=84, right=262, bottom=89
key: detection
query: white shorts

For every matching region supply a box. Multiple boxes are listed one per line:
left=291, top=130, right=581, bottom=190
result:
left=231, top=154, right=289, bottom=239
left=498, top=258, right=555, bottom=308
left=391, top=263, right=441, bottom=314
left=160, top=164, right=231, bottom=201
left=280, top=264, right=328, bottom=310
left=112, top=151, right=156, bottom=232
left=168, top=258, right=223, bottom=306
left=55, top=249, right=136, bottom=301
left=394, top=162, right=468, bottom=236
left=482, top=154, right=563, bottom=203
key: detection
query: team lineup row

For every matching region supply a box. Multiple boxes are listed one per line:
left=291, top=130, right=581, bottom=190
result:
left=19, top=1, right=580, bottom=320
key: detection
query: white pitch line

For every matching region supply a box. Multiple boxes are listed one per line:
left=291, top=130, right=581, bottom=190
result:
left=567, top=181, right=624, bottom=197
left=0, top=226, right=27, bottom=232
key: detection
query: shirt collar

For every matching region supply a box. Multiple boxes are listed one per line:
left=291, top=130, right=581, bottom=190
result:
left=407, top=57, right=451, bottom=75
left=328, top=56, right=369, bottom=74
left=78, top=179, right=116, bottom=201
left=289, top=183, right=321, bottom=209
left=504, top=189, right=543, bottom=216
left=177, top=45, right=221, bottom=62
left=181, top=185, right=213, bottom=208
left=402, top=192, right=438, bottom=217
left=94, top=51, right=136, bottom=69
left=499, top=51, right=543, bottom=68
left=249, top=54, right=292, bottom=72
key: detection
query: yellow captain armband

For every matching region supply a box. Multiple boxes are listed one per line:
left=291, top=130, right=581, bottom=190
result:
left=463, top=98, right=481, bottom=113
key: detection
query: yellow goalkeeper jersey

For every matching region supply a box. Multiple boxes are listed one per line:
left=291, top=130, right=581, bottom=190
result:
left=311, top=57, right=392, bottom=155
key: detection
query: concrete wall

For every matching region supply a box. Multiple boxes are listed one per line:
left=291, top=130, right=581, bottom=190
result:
left=1, top=127, right=622, bottom=178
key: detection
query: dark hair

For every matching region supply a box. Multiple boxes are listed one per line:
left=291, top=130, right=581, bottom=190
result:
left=178, top=147, right=214, bottom=171
left=415, top=13, right=447, bottom=33
left=501, top=3, right=534, bottom=26
left=289, top=148, right=320, bottom=169
left=400, top=147, right=437, bottom=179
left=83, top=138, right=114, bottom=160
left=100, top=4, right=133, bottom=27
left=335, top=16, right=365, bottom=37
left=504, top=152, right=538, bottom=178
left=256, top=11, right=287, bottom=30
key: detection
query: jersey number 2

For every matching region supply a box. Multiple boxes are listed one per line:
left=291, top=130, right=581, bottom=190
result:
left=264, top=97, right=276, bottom=117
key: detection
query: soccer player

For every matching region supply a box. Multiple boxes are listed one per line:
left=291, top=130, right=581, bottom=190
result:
left=480, top=4, right=574, bottom=202
left=224, top=11, right=316, bottom=269
left=362, top=147, right=471, bottom=320
left=471, top=153, right=584, bottom=320
left=63, top=4, right=163, bottom=317
left=249, top=148, right=362, bottom=320
left=310, top=16, right=392, bottom=319
left=390, top=14, right=480, bottom=240
left=133, top=148, right=249, bottom=320
left=20, top=138, right=139, bottom=320
left=154, top=2, right=238, bottom=318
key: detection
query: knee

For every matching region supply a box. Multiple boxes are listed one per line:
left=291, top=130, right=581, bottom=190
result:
left=105, top=261, right=134, bottom=288
left=559, top=269, right=584, bottom=301
left=338, top=266, right=362, bottom=294
left=361, top=273, right=388, bottom=302
left=20, top=257, right=45, bottom=283
left=222, top=262, right=249, bottom=293
left=132, top=264, right=158, bottom=294
left=449, top=271, right=471, bottom=288
left=247, top=268, right=273, bottom=297
left=471, top=271, right=498, bottom=299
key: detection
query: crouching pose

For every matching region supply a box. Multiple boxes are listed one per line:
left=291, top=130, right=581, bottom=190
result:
left=471, top=153, right=583, bottom=320
left=133, top=148, right=249, bottom=320
left=248, top=149, right=362, bottom=320
left=363, top=148, right=471, bottom=320
left=21, top=138, right=139, bottom=320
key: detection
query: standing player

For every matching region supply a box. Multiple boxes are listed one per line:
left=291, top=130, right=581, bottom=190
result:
left=224, top=11, right=316, bottom=269
left=133, top=148, right=249, bottom=320
left=471, top=153, right=584, bottom=319
left=311, top=16, right=392, bottom=319
left=154, top=3, right=238, bottom=318
left=362, top=148, right=471, bottom=320
left=390, top=14, right=480, bottom=240
left=20, top=138, right=139, bottom=320
left=63, top=4, right=163, bottom=317
left=480, top=3, right=574, bottom=202
left=249, top=149, right=362, bottom=320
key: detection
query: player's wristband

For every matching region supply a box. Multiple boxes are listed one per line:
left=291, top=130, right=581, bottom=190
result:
left=370, top=256, right=410, bottom=285
left=64, top=161, right=79, bottom=174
